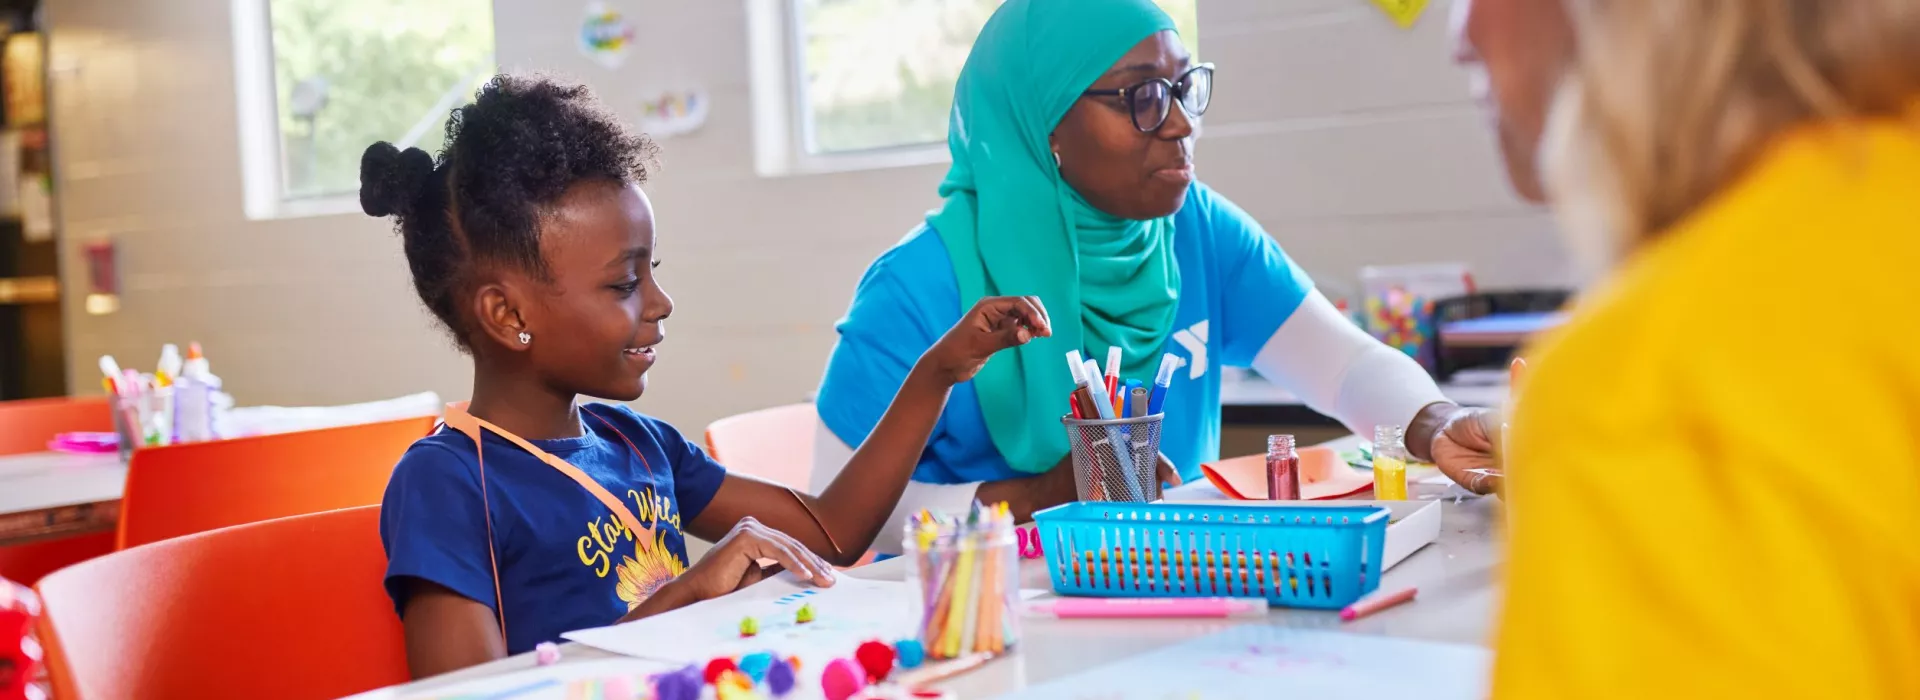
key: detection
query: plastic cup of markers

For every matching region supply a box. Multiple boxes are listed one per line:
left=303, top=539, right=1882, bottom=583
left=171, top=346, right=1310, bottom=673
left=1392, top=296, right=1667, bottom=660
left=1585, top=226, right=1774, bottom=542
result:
left=1062, top=414, right=1164, bottom=502
left=904, top=525, right=1020, bottom=661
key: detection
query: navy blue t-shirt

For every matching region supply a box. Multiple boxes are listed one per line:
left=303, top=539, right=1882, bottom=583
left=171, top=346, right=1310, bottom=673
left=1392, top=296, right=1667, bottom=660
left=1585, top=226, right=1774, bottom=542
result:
left=380, top=402, right=726, bottom=654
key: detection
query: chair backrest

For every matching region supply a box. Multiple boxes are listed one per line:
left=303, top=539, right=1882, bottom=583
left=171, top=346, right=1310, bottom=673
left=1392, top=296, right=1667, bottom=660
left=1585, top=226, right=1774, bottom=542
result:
left=704, top=403, right=817, bottom=489
left=0, top=397, right=117, bottom=585
left=36, top=506, right=408, bottom=700
left=116, top=414, right=434, bottom=549
left=0, top=396, right=111, bottom=456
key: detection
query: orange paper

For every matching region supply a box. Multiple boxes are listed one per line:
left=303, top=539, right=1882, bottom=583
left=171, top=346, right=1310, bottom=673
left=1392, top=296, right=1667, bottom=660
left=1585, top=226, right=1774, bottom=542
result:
left=1199, top=446, right=1373, bottom=500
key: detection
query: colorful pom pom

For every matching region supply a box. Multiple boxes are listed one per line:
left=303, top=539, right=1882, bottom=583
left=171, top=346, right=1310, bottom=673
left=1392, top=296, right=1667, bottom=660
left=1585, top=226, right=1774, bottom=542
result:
left=704, top=656, right=740, bottom=685
left=822, top=658, right=868, bottom=700
left=893, top=638, right=926, bottom=669
left=766, top=657, right=798, bottom=697
left=855, top=640, right=897, bottom=682
left=739, top=651, right=775, bottom=684
left=653, top=666, right=702, bottom=700
left=717, top=670, right=754, bottom=693
left=534, top=641, right=561, bottom=666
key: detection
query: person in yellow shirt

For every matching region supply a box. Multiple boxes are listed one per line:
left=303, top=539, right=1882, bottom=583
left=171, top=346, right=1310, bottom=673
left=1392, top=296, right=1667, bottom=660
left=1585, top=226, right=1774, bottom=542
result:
left=1454, top=0, right=1920, bottom=697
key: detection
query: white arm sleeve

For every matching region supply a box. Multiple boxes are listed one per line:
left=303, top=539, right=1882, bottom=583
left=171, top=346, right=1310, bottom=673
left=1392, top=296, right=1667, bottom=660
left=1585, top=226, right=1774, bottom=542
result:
left=810, top=420, right=981, bottom=556
left=1250, top=290, right=1448, bottom=437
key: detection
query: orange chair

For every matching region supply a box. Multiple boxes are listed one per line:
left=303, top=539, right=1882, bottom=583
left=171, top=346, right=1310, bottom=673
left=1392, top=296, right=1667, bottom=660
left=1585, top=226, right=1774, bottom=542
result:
left=705, top=404, right=876, bottom=567
left=116, top=414, right=434, bottom=549
left=35, top=506, right=409, bottom=700
left=0, top=396, right=110, bottom=456
left=0, top=397, right=116, bottom=585
left=704, top=403, right=817, bottom=489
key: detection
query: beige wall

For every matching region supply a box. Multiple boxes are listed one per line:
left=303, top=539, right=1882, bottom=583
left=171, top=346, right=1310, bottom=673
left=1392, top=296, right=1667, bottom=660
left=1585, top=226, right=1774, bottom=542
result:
left=48, top=0, right=1566, bottom=434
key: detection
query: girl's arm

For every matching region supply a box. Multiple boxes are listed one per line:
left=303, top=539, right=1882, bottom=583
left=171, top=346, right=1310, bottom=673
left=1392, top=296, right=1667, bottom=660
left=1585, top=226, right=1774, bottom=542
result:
left=399, top=579, right=507, bottom=679
left=688, top=296, right=1050, bottom=565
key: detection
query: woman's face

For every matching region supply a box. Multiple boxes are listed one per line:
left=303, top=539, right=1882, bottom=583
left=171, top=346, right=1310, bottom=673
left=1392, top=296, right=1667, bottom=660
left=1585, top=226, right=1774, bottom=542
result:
left=1451, top=0, right=1576, bottom=203
left=1051, top=30, right=1198, bottom=221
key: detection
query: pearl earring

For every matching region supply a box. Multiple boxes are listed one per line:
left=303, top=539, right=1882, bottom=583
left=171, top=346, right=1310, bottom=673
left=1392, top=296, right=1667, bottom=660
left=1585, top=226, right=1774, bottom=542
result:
left=517, top=332, right=532, bottom=345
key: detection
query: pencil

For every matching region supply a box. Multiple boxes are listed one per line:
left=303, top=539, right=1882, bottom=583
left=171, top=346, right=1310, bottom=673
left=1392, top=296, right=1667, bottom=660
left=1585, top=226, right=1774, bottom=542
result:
left=1340, top=586, right=1418, bottom=621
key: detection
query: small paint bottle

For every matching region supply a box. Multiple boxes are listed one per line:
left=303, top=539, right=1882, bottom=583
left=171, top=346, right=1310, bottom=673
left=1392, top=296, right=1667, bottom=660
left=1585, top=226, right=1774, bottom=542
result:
left=1372, top=425, right=1409, bottom=500
left=1265, top=434, right=1300, bottom=500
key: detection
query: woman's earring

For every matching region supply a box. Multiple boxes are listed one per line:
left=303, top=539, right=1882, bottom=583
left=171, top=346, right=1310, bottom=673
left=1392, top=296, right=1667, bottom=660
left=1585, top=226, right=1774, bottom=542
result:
left=517, top=332, right=532, bottom=346
left=1053, top=150, right=1063, bottom=168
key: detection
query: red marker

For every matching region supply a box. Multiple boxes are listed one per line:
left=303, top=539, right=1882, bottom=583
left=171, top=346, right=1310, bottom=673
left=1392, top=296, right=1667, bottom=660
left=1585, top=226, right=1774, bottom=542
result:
left=1339, top=586, right=1417, bottom=621
left=1103, top=347, right=1122, bottom=403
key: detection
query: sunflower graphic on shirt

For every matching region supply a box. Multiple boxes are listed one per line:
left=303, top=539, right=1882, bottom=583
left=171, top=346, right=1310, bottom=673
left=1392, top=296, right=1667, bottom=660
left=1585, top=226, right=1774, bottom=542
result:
left=614, top=529, right=686, bottom=609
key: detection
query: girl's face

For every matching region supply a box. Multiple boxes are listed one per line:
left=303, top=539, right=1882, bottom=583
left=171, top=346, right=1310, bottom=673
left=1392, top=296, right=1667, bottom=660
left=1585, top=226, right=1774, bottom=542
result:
left=513, top=180, right=671, bottom=402
left=1052, top=30, right=1198, bottom=221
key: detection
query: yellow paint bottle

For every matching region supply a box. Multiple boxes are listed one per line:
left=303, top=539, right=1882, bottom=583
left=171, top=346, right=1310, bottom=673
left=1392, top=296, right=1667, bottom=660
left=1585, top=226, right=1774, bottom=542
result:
left=1372, top=425, right=1409, bottom=500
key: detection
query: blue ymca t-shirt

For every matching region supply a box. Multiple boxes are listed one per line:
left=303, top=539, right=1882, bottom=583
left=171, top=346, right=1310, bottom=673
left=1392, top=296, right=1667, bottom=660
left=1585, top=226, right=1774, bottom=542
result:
left=817, top=182, right=1313, bottom=485
left=380, top=402, right=726, bottom=654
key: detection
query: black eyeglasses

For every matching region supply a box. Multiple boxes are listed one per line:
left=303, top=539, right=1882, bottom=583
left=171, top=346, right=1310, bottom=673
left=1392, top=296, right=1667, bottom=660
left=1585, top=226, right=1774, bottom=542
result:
left=1080, top=64, right=1214, bottom=133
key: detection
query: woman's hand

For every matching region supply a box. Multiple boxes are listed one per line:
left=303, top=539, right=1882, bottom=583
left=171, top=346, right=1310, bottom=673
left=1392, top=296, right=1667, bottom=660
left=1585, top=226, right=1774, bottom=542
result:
left=658, top=517, right=837, bottom=608
left=1157, top=452, right=1185, bottom=488
left=1431, top=407, right=1501, bottom=495
left=920, top=296, right=1052, bottom=385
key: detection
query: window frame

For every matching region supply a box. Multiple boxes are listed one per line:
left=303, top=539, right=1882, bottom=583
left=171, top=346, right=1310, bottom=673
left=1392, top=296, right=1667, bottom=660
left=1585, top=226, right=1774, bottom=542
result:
left=748, top=0, right=955, bottom=178
left=229, top=0, right=494, bottom=220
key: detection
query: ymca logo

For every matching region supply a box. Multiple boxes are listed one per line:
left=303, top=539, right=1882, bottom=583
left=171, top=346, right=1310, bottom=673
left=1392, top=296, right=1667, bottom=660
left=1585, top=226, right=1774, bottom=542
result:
left=1171, top=320, right=1208, bottom=380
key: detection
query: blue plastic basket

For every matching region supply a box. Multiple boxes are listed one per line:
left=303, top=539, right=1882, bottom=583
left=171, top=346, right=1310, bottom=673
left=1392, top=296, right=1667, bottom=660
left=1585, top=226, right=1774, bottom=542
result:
left=1031, top=501, right=1390, bottom=609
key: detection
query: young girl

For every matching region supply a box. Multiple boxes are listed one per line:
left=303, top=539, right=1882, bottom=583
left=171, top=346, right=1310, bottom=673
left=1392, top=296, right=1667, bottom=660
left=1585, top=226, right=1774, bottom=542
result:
left=363, top=75, right=1050, bottom=677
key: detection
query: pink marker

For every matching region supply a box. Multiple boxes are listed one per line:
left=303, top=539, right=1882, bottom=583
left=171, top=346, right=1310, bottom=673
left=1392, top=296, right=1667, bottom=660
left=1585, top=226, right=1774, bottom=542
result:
left=1024, top=597, right=1269, bottom=619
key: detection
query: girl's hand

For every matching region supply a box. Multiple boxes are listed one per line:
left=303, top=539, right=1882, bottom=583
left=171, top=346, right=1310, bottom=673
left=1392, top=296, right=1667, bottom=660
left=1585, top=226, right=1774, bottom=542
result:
left=672, top=517, right=837, bottom=603
left=921, top=296, right=1052, bottom=385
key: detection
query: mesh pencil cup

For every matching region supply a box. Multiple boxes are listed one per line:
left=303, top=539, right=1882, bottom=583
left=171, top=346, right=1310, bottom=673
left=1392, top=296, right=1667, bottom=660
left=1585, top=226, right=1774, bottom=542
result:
left=904, top=519, right=1020, bottom=660
left=1062, top=414, right=1163, bottom=502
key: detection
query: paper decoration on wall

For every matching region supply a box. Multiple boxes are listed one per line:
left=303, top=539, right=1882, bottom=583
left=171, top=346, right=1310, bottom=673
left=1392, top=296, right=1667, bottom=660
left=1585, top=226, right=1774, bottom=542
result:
left=83, top=240, right=119, bottom=316
left=3, top=33, right=46, bottom=126
left=579, top=2, right=636, bottom=68
left=1370, top=0, right=1431, bottom=29
left=638, top=89, right=709, bottom=139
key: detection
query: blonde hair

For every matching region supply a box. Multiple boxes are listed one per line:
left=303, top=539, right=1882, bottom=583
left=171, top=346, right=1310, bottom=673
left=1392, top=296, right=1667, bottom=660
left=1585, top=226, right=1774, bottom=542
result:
left=1543, top=0, right=1920, bottom=266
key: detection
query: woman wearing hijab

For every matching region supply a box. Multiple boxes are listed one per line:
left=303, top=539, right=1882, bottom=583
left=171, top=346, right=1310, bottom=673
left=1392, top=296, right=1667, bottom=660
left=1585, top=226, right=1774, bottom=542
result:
left=813, top=0, right=1495, bottom=547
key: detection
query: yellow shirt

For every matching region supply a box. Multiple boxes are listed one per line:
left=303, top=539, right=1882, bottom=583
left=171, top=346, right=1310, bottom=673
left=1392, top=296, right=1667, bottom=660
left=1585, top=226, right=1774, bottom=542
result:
left=1493, top=118, right=1920, bottom=698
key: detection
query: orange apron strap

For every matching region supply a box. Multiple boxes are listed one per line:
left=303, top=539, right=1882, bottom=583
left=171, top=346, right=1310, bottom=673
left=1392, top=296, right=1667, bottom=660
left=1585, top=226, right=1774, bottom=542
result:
left=439, top=407, right=509, bottom=644
left=446, top=403, right=656, bottom=548
left=441, top=402, right=662, bottom=647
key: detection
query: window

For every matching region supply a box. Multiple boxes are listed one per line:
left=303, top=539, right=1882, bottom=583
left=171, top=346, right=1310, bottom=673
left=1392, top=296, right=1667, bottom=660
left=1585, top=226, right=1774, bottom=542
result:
left=233, top=0, right=495, bottom=218
left=755, top=0, right=1198, bottom=173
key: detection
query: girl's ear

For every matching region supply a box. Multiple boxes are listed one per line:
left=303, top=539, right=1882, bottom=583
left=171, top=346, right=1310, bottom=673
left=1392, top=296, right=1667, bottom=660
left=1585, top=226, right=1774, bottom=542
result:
left=471, top=279, right=531, bottom=353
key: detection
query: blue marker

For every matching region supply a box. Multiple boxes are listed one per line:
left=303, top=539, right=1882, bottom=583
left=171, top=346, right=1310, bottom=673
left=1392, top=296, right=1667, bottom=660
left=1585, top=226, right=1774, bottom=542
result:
left=1148, top=353, right=1181, bottom=415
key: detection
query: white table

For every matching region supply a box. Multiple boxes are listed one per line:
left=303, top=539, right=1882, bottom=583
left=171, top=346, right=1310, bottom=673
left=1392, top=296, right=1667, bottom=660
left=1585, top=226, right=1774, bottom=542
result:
left=0, top=451, right=124, bottom=545
left=371, top=466, right=1502, bottom=698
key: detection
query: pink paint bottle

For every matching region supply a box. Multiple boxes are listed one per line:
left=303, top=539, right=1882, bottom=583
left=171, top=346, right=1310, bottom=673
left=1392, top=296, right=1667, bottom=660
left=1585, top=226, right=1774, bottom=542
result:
left=1266, top=434, right=1300, bottom=500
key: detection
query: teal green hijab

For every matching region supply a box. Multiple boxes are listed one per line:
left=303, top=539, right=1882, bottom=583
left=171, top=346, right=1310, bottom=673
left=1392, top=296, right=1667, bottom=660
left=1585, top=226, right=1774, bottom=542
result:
left=931, top=0, right=1181, bottom=474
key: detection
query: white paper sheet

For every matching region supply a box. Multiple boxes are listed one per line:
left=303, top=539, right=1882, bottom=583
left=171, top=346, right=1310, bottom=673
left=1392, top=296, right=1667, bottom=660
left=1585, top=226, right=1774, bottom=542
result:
left=565, top=575, right=919, bottom=671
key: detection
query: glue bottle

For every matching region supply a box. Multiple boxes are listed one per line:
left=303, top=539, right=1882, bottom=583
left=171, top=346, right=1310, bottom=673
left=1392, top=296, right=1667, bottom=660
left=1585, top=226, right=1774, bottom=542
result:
left=1372, top=425, right=1409, bottom=500
left=173, top=341, right=223, bottom=442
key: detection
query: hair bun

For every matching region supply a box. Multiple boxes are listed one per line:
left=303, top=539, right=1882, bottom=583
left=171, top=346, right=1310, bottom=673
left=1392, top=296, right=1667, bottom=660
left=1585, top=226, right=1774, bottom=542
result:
left=359, top=142, right=435, bottom=218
